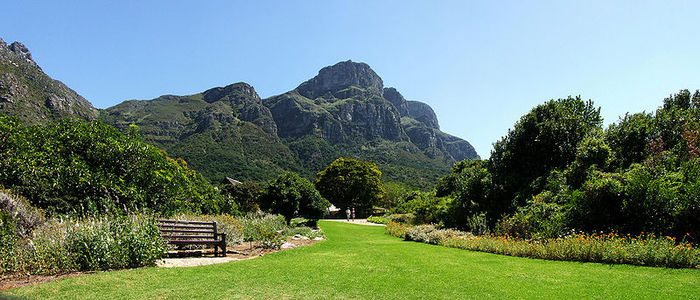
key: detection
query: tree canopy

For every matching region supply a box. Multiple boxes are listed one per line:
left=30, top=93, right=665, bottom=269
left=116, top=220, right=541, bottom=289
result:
left=315, top=157, right=385, bottom=215
left=259, top=172, right=330, bottom=223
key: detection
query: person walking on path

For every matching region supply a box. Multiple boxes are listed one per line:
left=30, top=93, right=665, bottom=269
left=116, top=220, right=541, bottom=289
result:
left=351, top=208, right=356, bottom=222
left=346, top=208, right=351, bottom=221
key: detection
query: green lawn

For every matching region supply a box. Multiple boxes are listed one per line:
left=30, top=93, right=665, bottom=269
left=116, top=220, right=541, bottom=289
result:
left=4, top=221, right=700, bottom=299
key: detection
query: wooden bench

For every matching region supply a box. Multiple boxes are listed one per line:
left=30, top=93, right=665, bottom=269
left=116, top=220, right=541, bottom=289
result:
left=157, top=219, right=227, bottom=257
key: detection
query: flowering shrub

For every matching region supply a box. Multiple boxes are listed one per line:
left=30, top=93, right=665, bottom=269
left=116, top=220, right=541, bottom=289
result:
left=388, top=222, right=699, bottom=268
left=385, top=222, right=411, bottom=239
left=238, top=212, right=286, bottom=242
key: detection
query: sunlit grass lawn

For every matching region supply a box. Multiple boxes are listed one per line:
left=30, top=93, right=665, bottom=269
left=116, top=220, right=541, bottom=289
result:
left=5, top=221, right=700, bottom=299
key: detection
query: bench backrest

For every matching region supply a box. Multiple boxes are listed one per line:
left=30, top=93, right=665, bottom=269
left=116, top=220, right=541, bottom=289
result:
left=157, top=219, right=218, bottom=241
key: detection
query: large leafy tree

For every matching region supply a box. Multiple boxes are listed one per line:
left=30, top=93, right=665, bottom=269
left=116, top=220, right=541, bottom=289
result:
left=315, top=157, right=385, bottom=215
left=259, top=172, right=330, bottom=224
left=489, top=96, right=603, bottom=207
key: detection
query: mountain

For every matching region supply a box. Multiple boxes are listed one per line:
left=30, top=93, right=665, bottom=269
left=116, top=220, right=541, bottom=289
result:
left=0, top=38, right=97, bottom=123
left=102, top=60, right=479, bottom=188
left=100, top=83, right=299, bottom=182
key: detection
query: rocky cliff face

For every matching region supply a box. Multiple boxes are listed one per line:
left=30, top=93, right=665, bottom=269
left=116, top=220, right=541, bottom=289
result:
left=0, top=38, right=97, bottom=123
left=407, top=100, right=440, bottom=130
left=264, top=60, right=476, bottom=161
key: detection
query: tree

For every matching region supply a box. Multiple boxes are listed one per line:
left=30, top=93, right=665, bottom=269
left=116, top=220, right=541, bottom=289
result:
left=315, top=157, right=385, bottom=216
left=489, top=96, right=602, bottom=208
left=220, top=181, right=261, bottom=214
left=259, top=172, right=330, bottom=224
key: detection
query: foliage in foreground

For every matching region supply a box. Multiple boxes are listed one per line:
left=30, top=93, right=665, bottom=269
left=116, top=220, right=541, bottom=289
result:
left=0, top=115, right=224, bottom=216
left=385, top=222, right=700, bottom=268
left=1, top=214, right=166, bottom=276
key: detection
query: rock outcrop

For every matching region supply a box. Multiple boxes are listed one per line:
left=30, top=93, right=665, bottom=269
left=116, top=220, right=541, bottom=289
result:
left=0, top=37, right=97, bottom=123
left=407, top=100, right=440, bottom=130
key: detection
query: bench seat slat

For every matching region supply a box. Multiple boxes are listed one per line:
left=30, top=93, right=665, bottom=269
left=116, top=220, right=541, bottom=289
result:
left=157, top=219, right=214, bottom=225
left=161, top=235, right=215, bottom=239
left=168, top=240, right=223, bottom=244
left=159, top=229, right=215, bottom=234
left=157, top=224, right=215, bottom=229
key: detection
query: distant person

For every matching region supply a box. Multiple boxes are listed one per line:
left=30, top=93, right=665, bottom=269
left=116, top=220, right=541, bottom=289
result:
left=351, top=208, right=356, bottom=222
left=346, top=208, right=351, bottom=221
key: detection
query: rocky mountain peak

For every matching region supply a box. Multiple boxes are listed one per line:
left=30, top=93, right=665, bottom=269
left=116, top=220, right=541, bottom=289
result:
left=295, top=60, right=384, bottom=99
left=203, top=82, right=261, bottom=103
left=9, top=42, right=33, bottom=61
left=0, top=37, right=96, bottom=122
left=407, top=100, right=440, bottom=130
left=382, top=87, right=409, bottom=116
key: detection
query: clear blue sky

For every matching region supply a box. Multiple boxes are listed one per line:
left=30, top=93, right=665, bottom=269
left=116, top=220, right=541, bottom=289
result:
left=2, top=1, right=699, bottom=158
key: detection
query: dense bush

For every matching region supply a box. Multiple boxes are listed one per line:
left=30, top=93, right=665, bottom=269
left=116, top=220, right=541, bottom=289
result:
left=385, top=222, right=411, bottom=239
left=238, top=212, right=287, bottom=242
left=0, top=187, right=45, bottom=237
left=386, top=214, right=417, bottom=225
left=392, top=191, right=449, bottom=225
left=66, top=215, right=166, bottom=271
left=0, top=116, right=223, bottom=216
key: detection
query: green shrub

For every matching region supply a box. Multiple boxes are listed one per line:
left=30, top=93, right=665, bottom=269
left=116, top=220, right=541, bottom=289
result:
left=238, top=212, right=286, bottom=242
left=0, top=187, right=46, bottom=238
left=65, top=215, right=166, bottom=271
left=440, top=232, right=700, bottom=269
left=366, top=216, right=389, bottom=224
left=386, top=214, right=416, bottom=225
left=1, top=214, right=166, bottom=276
left=0, top=116, right=223, bottom=216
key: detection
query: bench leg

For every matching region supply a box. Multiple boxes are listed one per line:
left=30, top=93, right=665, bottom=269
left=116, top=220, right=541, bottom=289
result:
left=222, top=241, right=226, bottom=257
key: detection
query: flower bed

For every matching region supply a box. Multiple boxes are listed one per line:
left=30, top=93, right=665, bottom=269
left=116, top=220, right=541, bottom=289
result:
left=385, top=222, right=700, bottom=268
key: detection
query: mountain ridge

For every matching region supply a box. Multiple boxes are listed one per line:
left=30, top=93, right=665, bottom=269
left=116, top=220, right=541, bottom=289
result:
left=102, top=60, right=479, bottom=188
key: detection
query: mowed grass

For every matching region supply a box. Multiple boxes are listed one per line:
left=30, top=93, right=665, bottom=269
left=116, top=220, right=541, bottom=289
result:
left=4, top=221, right=700, bottom=299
